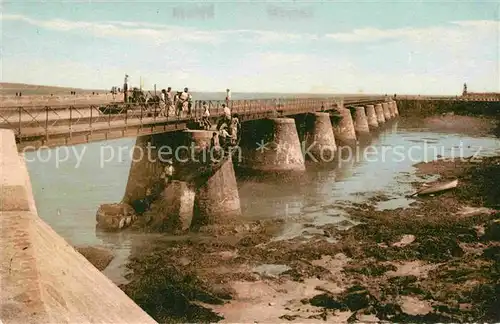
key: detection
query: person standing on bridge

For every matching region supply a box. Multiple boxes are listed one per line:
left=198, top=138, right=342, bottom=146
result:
left=229, top=114, right=240, bottom=145
left=123, top=74, right=129, bottom=103
left=179, top=87, right=193, bottom=115
left=202, top=101, right=211, bottom=129
left=174, top=91, right=182, bottom=116
left=223, top=103, right=231, bottom=119
left=166, top=87, right=174, bottom=116
left=225, top=88, right=231, bottom=106
left=160, top=89, right=167, bottom=116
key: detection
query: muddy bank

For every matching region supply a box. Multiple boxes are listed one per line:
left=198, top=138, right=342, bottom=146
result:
left=396, top=99, right=500, bottom=118
left=397, top=114, right=499, bottom=138
left=119, top=154, right=500, bottom=323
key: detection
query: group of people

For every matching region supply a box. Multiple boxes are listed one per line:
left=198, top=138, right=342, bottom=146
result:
left=159, top=87, right=193, bottom=117
left=215, top=103, right=240, bottom=148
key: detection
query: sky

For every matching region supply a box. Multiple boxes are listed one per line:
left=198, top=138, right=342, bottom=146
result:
left=1, top=1, right=499, bottom=95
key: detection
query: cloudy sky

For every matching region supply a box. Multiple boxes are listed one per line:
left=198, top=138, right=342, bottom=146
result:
left=1, top=1, right=499, bottom=94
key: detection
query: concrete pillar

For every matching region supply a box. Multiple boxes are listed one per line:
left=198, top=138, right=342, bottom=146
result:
left=304, top=112, right=337, bottom=161
left=122, top=133, right=175, bottom=204
left=240, top=118, right=305, bottom=172
left=387, top=102, right=394, bottom=118
left=192, top=155, right=241, bottom=227
left=122, top=129, right=214, bottom=208
left=150, top=180, right=196, bottom=231
left=365, top=104, right=379, bottom=129
left=389, top=102, right=397, bottom=118
left=382, top=102, right=391, bottom=120
left=375, top=104, right=385, bottom=124
left=353, top=106, right=370, bottom=135
left=332, top=108, right=357, bottom=145
left=393, top=101, right=399, bottom=116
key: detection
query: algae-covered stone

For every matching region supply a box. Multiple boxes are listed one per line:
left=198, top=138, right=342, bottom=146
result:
left=76, top=246, right=114, bottom=271
left=96, top=203, right=137, bottom=231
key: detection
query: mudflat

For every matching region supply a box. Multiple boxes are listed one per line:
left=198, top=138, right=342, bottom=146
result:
left=120, top=155, right=500, bottom=322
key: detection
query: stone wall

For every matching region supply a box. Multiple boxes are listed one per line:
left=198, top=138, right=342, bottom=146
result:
left=0, top=129, right=156, bottom=323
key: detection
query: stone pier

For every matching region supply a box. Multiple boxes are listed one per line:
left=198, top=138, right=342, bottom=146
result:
left=332, top=107, right=357, bottom=145
left=365, top=104, right=379, bottom=129
left=388, top=101, right=396, bottom=118
left=393, top=101, right=399, bottom=116
left=375, top=103, right=386, bottom=125
left=304, top=112, right=337, bottom=161
left=192, top=155, right=241, bottom=228
left=122, top=129, right=241, bottom=231
left=240, top=118, right=305, bottom=172
left=150, top=180, right=196, bottom=231
left=353, top=106, right=370, bottom=135
left=122, top=132, right=179, bottom=205
left=382, top=102, right=391, bottom=120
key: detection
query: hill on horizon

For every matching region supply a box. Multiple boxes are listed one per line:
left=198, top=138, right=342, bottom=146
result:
left=0, top=82, right=106, bottom=96
left=0, top=82, right=389, bottom=97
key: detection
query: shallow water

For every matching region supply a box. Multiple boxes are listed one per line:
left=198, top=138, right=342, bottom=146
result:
left=24, top=117, right=500, bottom=283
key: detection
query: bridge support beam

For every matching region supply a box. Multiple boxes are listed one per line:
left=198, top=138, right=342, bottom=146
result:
left=365, top=104, right=379, bottom=129
left=192, top=155, right=241, bottom=228
left=393, top=101, right=399, bottom=116
left=353, top=106, right=370, bottom=135
left=382, top=103, right=391, bottom=120
left=332, top=107, right=357, bottom=145
left=304, top=112, right=337, bottom=161
left=123, top=129, right=241, bottom=230
left=240, top=118, right=305, bottom=172
left=149, top=180, right=196, bottom=232
left=122, top=133, right=176, bottom=205
left=388, top=101, right=396, bottom=118
left=375, top=103, right=386, bottom=125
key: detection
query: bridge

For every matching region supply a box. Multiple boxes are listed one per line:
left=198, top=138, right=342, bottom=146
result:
left=0, top=96, right=387, bottom=150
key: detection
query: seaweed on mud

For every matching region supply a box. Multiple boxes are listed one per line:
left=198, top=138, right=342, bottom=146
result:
left=120, top=156, right=500, bottom=323
left=343, top=261, right=397, bottom=277
left=382, top=276, right=429, bottom=298
left=121, top=260, right=225, bottom=323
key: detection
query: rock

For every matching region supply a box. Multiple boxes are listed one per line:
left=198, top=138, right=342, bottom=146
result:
left=392, top=234, right=416, bottom=247
left=398, top=296, right=432, bottom=316
left=76, top=246, right=114, bottom=271
left=342, top=286, right=374, bottom=311
left=308, top=293, right=349, bottom=311
left=484, top=220, right=500, bottom=241
left=96, top=203, right=137, bottom=231
left=178, top=257, right=191, bottom=266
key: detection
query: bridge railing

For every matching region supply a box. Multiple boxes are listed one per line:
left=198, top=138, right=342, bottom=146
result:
left=0, top=96, right=386, bottom=141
